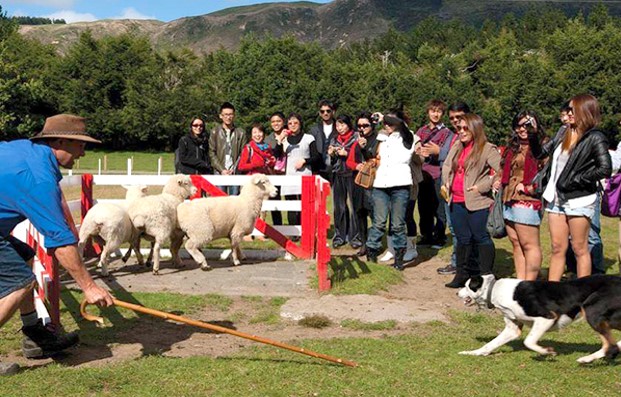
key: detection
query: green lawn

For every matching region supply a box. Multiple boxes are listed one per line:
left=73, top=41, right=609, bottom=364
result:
left=72, top=149, right=175, bottom=174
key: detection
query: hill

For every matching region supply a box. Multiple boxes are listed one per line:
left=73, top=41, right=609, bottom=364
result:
left=17, top=0, right=621, bottom=54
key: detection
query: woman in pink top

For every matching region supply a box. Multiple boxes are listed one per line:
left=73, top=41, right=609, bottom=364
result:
left=441, top=114, right=502, bottom=288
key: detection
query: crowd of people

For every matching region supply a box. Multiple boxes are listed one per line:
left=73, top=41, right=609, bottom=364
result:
left=178, top=95, right=619, bottom=287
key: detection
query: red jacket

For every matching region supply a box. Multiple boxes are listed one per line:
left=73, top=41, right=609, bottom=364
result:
left=237, top=141, right=276, bottom=175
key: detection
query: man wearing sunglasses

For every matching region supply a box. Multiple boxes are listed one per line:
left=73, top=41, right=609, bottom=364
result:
left=309, top=99, right=337, bottom=182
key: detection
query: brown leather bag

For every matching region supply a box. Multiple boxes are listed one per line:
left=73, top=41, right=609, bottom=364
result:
left=354, top=158, right=379, bottom=189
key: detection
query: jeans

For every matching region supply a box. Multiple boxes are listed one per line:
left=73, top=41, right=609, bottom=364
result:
left=366, top=186, right=410, bottom=250
left=0, top=236, right=36, bottom=299
left=451, top=202, right=494, bottom=275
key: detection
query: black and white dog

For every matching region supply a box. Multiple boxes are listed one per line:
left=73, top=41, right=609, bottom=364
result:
left=458, top=274, right=621, bottom=363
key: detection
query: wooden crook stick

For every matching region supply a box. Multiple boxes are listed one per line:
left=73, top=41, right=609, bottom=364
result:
left=80, top=299, right=357, bottom=367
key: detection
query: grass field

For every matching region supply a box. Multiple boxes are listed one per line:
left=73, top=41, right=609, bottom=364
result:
left=3, top=150, right=620, bottom=394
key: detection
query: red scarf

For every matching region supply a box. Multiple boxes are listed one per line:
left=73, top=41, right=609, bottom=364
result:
left=336, top=129, right=355, bottom=146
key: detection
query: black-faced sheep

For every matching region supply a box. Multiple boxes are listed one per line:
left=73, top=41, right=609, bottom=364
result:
left=128, top=174, right=197, bottom=275
left=78, top=185, right=148, bottom=276
left=177, top=173, right=277, bottom=270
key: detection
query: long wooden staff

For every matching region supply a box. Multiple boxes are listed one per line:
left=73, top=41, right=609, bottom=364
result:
left=81, top=299, right=357, bottom=367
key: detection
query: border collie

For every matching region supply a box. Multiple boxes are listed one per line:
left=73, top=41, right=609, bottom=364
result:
left=457, top=274, right=621, bottom=363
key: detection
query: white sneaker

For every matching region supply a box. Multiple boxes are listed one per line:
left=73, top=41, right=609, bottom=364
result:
left=379, top=250, right=394, bottom=262
left=219, top=249, right=232, bottom=260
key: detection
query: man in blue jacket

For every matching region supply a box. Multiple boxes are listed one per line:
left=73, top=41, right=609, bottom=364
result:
left=0, top=114, right=114, bottom=376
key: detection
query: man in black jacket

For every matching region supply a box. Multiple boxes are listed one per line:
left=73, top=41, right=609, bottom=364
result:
left=309, top=99, right=336, bottom=182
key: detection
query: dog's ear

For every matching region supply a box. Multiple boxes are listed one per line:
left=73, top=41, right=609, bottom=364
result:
left=468, top=275, right=484, bottom=292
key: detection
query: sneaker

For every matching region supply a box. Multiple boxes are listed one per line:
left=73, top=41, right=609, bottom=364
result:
left=430, top=240, right=446, bottom=250
left=332, top=240, right=346, bottom=249
left=22, top=320, right=80, bottom=359
left=378, top=250, right=394, bottom=263
left=404, top=240, right=418, bottom=262
left=0, top=362, right=19, bottom=376
left=437, top=265, right=457, bottom=275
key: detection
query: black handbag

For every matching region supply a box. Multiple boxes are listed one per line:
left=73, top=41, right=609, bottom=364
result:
left=486, top=187, right=507, bottom=239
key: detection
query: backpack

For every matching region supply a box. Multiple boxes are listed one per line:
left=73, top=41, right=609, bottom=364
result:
left=601, top=173, right=621, bottom=217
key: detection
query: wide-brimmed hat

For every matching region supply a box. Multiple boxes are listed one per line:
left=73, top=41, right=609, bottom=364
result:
left=30, top=114, right=101, bottom=144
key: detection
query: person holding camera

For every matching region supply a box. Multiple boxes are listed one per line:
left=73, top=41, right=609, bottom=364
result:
left=346, top=112, right=379, bottom=256
left=529, top=94, right=611, bottom=281
left=442, top=113, right=502, bottom=288
left=364, top=110, right=419, bottom=271
left=501, top=111, right=547, bottom=280
left=328, top=115, right=359, bottom=249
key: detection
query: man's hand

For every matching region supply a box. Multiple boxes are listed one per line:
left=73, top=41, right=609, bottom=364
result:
left=295, top=159, right=306, bottom=170
left=358, top=137, right=367, bottom=148
left=421, top=142, right=440, bottom=157
left=83, top=282, right=114, bottom=307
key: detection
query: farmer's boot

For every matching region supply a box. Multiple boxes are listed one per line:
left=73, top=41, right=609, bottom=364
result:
left=477, top=243, right=496, bottom=276
left=22, top=320, right=79, bottom=359
left=366, top=246, right=380, bottom=263
left=445, top=244, right=471, bottom=289
left=392, top=248, right=407, bottom=271
left=0, top=361, right=19, bottom=376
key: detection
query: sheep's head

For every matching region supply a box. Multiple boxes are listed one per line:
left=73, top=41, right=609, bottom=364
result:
left=123, top=185, right=148, bottom=201
left=164, top=174, right=197, bottom=199
left=249, top=174, right=277, bottom=198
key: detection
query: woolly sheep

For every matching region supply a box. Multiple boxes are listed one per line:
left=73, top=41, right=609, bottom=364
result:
left=78, top=185, right=148, bottom=276
left=177, top=173, right=277, bottom=270
left=128, top=174, right=197, bottom=275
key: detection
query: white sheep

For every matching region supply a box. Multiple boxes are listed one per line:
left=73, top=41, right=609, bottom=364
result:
left=128, top=174, right=197, bottom=275
left=177, top=173, right=277, bottom=270
left=78, top=185, right=148, bottom=276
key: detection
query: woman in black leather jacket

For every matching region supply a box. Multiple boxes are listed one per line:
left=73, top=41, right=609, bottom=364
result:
left=528, top=94, right=611, bottom=281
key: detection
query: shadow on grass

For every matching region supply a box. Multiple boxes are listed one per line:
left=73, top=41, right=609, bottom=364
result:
left=329, top=255, right=371, bottom=284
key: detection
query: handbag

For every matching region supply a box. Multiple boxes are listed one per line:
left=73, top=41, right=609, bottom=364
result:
left=486, top=186, right=507, bottom=239
left=601, top=173, right=621, bottom=217
left=354, top=159, right=378, bottom=189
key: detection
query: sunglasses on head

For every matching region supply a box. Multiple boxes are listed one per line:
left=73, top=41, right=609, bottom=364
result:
left=320, top=109, right=333, bottom=114
left=357, top=124, right=371, bottom=129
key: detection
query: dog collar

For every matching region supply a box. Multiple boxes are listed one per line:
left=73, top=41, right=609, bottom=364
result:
left=485, top=277, right=496, bottom=309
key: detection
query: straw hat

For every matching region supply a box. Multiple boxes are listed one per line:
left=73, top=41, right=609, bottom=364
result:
left=30, top=114, right=101, bottom=144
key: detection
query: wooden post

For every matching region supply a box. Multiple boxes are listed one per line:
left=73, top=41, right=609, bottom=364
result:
left=157, top=157, right=162, bottom=176
left=98, top=158, right=102, bottom=175
left=103, top=155, right=107, bottom=171
left=127, top=158, right=132, bottom=176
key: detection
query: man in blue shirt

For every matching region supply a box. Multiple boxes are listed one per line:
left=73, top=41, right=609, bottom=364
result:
left=0, top=114, right=114, bottom=376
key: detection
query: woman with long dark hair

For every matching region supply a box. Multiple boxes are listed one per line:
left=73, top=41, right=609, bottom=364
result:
left=530, top=94, right=612, bottom=280
left=442, top=113, right=502, bottom=288
left=501, top=110, right=546, bottom=280
left=177, top=117, right=212, bottom=175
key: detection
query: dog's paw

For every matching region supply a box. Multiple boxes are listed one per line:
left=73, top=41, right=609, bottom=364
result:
left=458, top=350, right=489, bottom=356
left=544, top=347, right=557, bottom=356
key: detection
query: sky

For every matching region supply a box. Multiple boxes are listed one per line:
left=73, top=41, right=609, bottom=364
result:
left=2, top=0, right=332, bottom=23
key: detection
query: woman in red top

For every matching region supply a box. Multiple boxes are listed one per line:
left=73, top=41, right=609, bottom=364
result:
left=501, top=110, right=546, bottom=280
left=237, top=123, right=276, bottom=175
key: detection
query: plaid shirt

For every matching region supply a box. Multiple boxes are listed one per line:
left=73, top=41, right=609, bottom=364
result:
left=415, top=123, right=454, bottom=179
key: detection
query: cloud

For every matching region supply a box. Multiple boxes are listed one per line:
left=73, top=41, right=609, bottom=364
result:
left=44, top=10, right=97, bottom=23
left=4, top=0, right=76, bottom=8
left=112, top=7, right=155, bottom=20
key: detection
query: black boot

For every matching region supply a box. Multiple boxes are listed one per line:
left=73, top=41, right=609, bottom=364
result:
left=392, top=248, right=406, bottom=271
left=366, top=246, right=380, bottom=262
left=22, top=320, right=80, bottom=359
left=477, top=243, right=496, bottom=275
left=445, top=244, right=471, bottom=288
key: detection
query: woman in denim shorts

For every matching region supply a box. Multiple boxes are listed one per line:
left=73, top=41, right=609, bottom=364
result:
left=529, top=94, right=612, bottom=281
left=501, top=111, right=546, bottom=281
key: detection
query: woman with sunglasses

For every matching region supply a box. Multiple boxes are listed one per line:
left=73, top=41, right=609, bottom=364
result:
left=346, top=112, right=379, bottom=256
left=176, top=117, right=212, bottom=175
left=501, top=110, right=547, bottom=280
left=364, top=110, right=419, bottom=271
left=530, top=94, right=612, bottom=281
left=442, top=113, right=502, bottom=288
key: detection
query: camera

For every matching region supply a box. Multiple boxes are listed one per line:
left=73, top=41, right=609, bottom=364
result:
left=371, top=113, right=381, bottom=124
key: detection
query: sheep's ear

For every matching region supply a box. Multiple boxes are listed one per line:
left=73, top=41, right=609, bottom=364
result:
left=140, top=185, right=148, bottom=193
